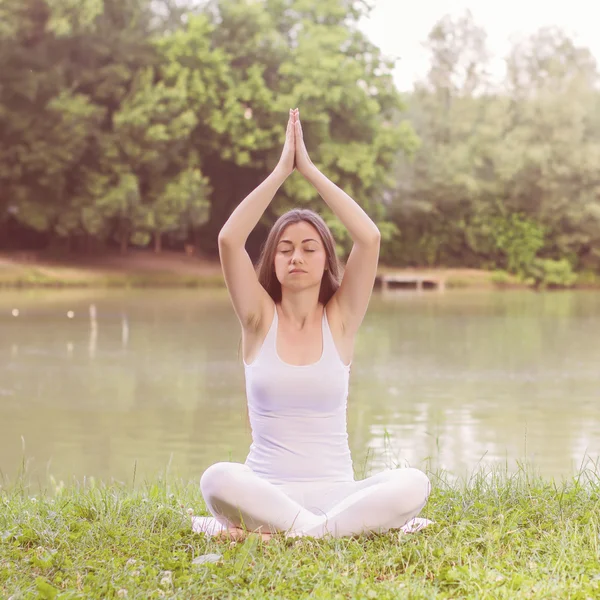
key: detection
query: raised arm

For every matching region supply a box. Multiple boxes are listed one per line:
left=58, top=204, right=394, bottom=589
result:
left=293, top=109, right=381, bottom=334
left=218, top=110, right=296, bottom=330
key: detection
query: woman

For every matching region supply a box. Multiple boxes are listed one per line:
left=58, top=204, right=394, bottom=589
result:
left=198, top=108, right=430, bottom=539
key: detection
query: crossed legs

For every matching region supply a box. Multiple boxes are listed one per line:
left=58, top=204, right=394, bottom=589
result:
left=200, top=462, right=431, bottom=538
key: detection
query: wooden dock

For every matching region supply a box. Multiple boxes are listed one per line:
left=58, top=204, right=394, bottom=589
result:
left=375, top=273, right=446, bottom=292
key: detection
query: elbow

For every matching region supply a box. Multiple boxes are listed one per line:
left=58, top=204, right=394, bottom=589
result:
left=217, top=229, right=233, bottom=249
left=368, top=226, right=381, bottom=246
left=218, top=229, right=246, bottom=254
left=356, top=227, right=380, bottom=249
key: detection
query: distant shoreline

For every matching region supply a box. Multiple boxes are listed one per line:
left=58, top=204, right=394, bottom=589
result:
left=0, top=250, right=596, bottom=290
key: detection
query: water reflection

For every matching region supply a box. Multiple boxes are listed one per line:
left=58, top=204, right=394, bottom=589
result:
left=349, top=291, right=600, bottom=478
left=0, top=289, right=599, bottom=483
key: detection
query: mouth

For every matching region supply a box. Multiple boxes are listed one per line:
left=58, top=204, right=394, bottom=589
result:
left=289, top=269, right=306, bottom=274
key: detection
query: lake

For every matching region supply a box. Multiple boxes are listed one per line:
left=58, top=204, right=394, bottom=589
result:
left=1, top=288, right=599, bottom=485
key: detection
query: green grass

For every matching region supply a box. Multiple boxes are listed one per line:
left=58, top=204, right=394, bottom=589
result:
left=0, top=268, right=226, bottom=289
left=2, top=465, right=600, bottom=599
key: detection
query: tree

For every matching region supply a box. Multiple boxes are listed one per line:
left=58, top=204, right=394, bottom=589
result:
left=192, top=0, right=415, bottom=256
left=389, top=11, right=498, bottom=266
left=389, top=13, right=600, bottom=275
left=500, top=28, right=600, bottom=271
left=147, top=168, right=211, bottom=253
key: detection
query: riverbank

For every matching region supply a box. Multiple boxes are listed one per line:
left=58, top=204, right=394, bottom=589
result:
left=0, top=250, right=519, bottom=290
left=1, top=250, right=598, bottom=290
left=0, top=250, right=226, bottom=289
left=1, top=466, right=599, bottom=598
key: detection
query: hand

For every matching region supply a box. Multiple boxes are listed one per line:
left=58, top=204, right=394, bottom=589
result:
left=293, top=108, right=315, bottom=176
left=275, top=109, right=296, bottom=177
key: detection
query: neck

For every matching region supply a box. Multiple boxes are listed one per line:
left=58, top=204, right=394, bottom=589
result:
left=279, top=288, right=322, bottom=328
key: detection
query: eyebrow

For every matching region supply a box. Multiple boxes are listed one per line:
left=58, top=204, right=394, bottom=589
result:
left=278, top=238, right=319, bottom=245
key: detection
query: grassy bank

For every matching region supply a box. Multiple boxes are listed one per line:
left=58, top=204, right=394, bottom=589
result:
left=0, top=251, right=515, bottom=290
left=0, top=251, right=227, bottom=289
left=0, top=267, right=226, bottom=289
left=2, top=251, right=599, bottom=290
left=2, top=466, right=600, bottom=599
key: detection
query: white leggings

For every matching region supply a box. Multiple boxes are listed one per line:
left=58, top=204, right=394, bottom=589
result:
left=200, top=462, right=431, bottom=538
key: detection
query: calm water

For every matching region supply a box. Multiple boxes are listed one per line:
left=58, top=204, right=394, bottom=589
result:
left=1, top=288, right=599, bottom=484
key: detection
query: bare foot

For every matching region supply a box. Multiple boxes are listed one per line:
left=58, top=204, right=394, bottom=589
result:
left=215, top=527, right=273, bottom=542
left=214, top=526, right=245, bottom=541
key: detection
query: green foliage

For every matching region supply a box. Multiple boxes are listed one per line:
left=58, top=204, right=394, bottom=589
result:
left=490, top=213, right=545, bottom=277
left=490, top=270, right=512, bottom=287
left=0, top=0, right=411, bottom=256
left=1, top=2, right=599, bottom=275
left=526, top=258, right=577, bottom=289
left=389, top=13, right=600, bottom=274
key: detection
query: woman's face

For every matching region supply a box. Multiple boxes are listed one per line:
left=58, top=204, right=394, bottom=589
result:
left=274, top=221, right=327, bottom=292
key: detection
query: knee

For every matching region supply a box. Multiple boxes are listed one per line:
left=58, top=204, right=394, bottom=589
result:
left=389, top=467, right=431, bottom=508
left=408, top=468, right=431, bottom=501
left=200, top=462, right=248, bottom=502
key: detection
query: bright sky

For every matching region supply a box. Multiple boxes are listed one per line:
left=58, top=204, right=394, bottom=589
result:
left=358, top=0, right=599, bottom=90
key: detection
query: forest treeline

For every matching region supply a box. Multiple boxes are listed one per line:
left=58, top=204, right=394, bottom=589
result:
left=1, top=0, right=599, bottom=286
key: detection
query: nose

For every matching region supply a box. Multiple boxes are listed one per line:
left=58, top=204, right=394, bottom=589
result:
left=291, top=249, right=304, bottom=264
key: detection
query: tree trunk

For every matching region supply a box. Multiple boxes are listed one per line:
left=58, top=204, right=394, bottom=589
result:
left=201, top=155, right=263, bottom=256
left=0, top=219, right=7, bottom=250
left=154, top=231, right=162, bottom=254
left=120, top=233, right=128, bottom=254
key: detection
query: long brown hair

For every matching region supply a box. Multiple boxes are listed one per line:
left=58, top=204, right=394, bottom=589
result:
left=256, top=209, right=342, bottom=305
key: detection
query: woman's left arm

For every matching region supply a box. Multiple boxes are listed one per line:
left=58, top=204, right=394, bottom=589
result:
left=294, top=110, right=380, bottom=334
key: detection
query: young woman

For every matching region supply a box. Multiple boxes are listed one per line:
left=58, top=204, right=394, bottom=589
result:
left=198, top=108, right=430, bottom=539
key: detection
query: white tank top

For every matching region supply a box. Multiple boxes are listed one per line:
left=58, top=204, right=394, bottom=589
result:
left=244, top=306, right=355, bottom=485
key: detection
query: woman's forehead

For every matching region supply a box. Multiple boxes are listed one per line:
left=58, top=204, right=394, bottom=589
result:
left=279, top=221, right=321, bottom=241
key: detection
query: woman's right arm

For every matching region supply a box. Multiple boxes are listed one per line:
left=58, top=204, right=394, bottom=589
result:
left=218, top=110, right=296, bottom=329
